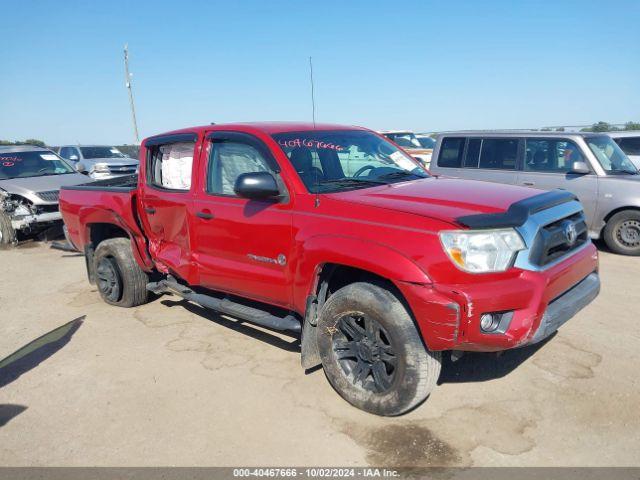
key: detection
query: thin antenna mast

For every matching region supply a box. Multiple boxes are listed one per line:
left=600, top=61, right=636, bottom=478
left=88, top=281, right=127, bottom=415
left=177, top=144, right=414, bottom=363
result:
left=124, top=44, right=140, bottom=144
left=309, top=56, right=316, bottom=128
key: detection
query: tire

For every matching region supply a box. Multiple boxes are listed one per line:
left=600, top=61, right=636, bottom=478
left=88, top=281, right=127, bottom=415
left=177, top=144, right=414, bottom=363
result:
left=93, top=238, right=149, bottom=307
left=603, top=210, right=640, bottom=256
left=0, top=211, right=16, bottom=246
left=316, top=282, right=441, bottom=416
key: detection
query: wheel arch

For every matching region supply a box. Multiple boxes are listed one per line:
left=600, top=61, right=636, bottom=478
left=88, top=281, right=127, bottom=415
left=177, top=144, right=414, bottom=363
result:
left=603, top=205, right=640, bottom=225
left=297, top=235, right=433, bottom=370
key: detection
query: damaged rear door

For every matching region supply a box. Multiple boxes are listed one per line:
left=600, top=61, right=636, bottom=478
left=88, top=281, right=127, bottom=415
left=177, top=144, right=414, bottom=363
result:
left=138, top=133, right=200, bottom=281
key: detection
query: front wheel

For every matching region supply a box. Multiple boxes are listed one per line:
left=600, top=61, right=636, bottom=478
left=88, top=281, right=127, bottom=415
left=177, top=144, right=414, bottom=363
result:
left=93, top=238, right=149, bottom=307
left=603, top=210, right=640, bottom=256
left=317, top=282, right=441, bottom=416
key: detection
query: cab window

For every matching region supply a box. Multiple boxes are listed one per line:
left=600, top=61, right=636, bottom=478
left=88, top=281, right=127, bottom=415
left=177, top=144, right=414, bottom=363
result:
left=207, top=142, right=272, bottom=196
left=525, top=139, right=585, bottom=173
left=147, top=141, right=195, bottom=191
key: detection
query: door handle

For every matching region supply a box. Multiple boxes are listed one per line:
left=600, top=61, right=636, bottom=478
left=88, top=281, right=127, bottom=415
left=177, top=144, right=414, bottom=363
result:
left=196, top=210, right=214, bottom=220
left=522, top=182, right=535, bottom=186
left=144, top=207, right=156, bottom=214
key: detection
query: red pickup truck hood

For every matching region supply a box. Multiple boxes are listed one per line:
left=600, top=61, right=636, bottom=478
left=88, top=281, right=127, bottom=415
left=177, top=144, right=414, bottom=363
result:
left=329, top=177, right=540, bottom=225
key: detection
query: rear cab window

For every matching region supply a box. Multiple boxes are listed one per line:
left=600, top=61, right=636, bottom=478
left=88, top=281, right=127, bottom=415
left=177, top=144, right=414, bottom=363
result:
left=146, top=140, right=197, bottom=191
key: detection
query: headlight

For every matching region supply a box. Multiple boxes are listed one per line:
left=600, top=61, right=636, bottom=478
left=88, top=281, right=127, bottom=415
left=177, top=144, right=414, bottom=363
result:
left=13, top=204, right=33, bottom=217
left=90, top=163, right=110, bottom=173
left=439, top=229, right=525, bottom=273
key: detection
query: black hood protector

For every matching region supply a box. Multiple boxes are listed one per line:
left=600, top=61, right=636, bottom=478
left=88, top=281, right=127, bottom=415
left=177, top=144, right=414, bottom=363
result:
left=456, top=189, right=577, bottom=229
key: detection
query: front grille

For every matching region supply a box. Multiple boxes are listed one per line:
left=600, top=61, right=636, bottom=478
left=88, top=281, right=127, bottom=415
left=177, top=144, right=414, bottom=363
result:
left=529, top=211, right=589, bottom=267
left=106, top=165, right=137, bottom=174
left=35, top=204, right=59, bottom=214
left=36, top=190, right=60, bottom=202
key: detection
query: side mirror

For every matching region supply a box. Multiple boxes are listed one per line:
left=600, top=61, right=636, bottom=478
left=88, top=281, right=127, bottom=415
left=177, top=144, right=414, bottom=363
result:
left=570, top=161, right=590, bottom=174
left=75, top=163, right=87, bottom=173
left=234, top=172, right=280, bottom=200
left=69, top=155, right=79, bottom=161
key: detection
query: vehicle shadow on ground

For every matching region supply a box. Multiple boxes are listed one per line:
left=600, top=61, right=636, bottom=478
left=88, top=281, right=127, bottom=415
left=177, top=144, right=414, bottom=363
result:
left=438, top=335, right=553, bottom=384
left=0, top=316, right=85, bottom=389
left=0, top=404, right=27, bottom=428
left=157, top=297, right=554, bottom=383
left=160, top=299, right=301, bottom=352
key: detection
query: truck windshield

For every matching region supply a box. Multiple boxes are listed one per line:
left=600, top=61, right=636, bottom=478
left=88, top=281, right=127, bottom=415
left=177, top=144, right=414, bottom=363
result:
left=273, top=130, right=428, bottom=193
left=586, top=136, right=638, bottom=175
left=0, top=151, right=75, bottom=180
left=80, top=146, right=127, bottom=159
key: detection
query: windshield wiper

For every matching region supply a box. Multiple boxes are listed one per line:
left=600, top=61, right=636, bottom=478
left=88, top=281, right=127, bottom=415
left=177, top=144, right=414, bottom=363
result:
left=376, top=171, right=426, bottom=181
left=320, top=178, right=388, bottom=186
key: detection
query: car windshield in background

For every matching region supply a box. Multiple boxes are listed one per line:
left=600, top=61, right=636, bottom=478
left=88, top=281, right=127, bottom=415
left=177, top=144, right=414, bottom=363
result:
left=417, top=137, right=436, bottom=149
left=272, top=130, right=428, bottom=193
left=80, top=147, right=127, bottom=159
left=385, top=133, right=422, bottom=148
left=586, top=136, right=638, bottom=175
left=0, top=151, right=75, bottom=180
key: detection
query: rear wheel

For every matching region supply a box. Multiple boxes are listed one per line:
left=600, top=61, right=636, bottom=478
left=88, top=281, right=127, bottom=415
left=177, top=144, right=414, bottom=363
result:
left=603, top=210, right=640, bottom=256
left=317, top=282, right=441, bottom=416
left=0, top=211, right=16, bottom=246
left=93, top=238, right=149, bottom=307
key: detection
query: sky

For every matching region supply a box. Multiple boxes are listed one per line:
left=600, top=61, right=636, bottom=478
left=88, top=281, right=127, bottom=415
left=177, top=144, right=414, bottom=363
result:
left=1, top=0, right=639, bottom=145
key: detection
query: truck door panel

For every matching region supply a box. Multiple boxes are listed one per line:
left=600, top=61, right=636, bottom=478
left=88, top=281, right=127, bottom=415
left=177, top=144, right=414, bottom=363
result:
left=139, top=135, right=198, bottom=282
left=191, top=132, right=294, bottom=307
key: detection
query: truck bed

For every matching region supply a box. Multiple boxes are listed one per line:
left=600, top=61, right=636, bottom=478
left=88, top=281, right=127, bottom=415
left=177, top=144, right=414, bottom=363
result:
left=59, top=175, right=151, bottom=269
left=61, top=174, right=138, bottom=192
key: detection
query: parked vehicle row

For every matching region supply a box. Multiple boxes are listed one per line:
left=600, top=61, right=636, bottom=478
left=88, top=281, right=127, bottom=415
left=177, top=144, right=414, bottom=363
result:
left=429, top=131, right=640, bottom=255
left=379, top=130, right=433, bottom=167
left=0, top=144, right=139, bottom=245
left=57, top=145, right=139, bottom=179
left=0, top=145, right=89, bottom=244
left=59, top=122, right=600, bottom=416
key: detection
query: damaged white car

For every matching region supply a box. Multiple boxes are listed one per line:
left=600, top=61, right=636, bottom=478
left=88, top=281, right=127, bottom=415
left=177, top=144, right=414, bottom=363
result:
left=0, top=145, right=88, bottom=245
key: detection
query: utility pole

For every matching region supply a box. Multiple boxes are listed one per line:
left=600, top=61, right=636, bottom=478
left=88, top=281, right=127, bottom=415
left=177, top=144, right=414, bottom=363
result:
left=123, top=44, right=140, bottom=144
left=309, top=56, right=316, bottom=128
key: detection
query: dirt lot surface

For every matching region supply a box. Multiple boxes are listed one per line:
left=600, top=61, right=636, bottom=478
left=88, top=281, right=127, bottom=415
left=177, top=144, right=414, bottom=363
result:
left=0, top=242, right=638, bottom=467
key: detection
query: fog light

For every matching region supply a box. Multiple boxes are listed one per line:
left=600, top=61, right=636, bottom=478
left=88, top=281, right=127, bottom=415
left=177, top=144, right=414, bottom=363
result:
left=480, top=313, right=500, bottom=332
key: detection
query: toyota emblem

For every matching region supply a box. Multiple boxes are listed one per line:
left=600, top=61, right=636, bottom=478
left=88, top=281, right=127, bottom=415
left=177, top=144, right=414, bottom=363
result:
left=564, top=222, right=578, bottom=246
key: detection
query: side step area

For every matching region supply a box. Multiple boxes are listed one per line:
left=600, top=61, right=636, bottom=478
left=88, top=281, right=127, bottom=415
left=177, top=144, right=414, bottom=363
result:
left=146, top=276, right=301, bottom=333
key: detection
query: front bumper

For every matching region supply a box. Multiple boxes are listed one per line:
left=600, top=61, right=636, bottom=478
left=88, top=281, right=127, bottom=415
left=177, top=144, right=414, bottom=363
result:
left=11, top=211, right=62, bottom=231
left=527, top=272, right=599, bottom=345
left=398, top=242, right=600, bottom=352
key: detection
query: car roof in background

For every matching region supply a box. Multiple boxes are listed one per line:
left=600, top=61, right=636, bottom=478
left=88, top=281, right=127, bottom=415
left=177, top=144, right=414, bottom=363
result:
left=60, top=144, right=124, bottom=148
left=434, top=131, right=609, bottom=138
left=604, top=131, right=640, bottom=138
left=0, top=145, right=52, bottom=153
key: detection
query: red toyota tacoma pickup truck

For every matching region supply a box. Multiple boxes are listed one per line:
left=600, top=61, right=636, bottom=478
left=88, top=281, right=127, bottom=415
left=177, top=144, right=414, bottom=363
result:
left=60, top=122, right=600, bottom=415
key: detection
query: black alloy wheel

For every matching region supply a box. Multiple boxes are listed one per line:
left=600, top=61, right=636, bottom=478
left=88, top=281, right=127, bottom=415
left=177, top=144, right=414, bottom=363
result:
left=332, top=313, right=397, bottom=393
left=96, top=256, right=122, bottom=302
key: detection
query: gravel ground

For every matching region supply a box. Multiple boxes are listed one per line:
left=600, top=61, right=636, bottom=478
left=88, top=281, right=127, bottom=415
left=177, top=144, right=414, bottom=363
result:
left=0, top=242, right=638, bottom=467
